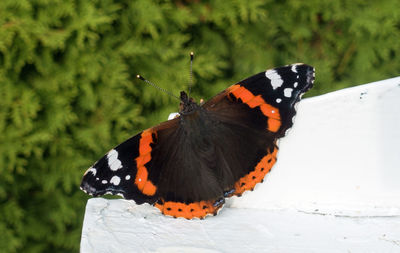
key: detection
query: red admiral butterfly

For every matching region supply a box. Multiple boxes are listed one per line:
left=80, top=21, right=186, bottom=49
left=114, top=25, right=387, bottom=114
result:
left=81, top=62, right=315, bottom=219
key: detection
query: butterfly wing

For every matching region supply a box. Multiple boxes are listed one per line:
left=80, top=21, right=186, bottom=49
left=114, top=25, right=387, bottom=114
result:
left=204, top=63, right=314, bottom=137
left=202, top=63, right=315, bottom=196
left=80, top=118, right=179, bottom=204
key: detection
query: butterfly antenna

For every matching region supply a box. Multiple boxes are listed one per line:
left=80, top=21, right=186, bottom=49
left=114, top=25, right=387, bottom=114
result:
left=188, top=51, right=194, bottom=98
left=136, top=75, right=180, bottom=100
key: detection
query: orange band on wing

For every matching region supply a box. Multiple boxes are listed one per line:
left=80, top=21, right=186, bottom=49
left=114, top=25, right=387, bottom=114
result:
left=135, top=129, right=157, bottom=196
left=154, top=199, right=223, bottom=219
left=266, top=118, right=280, bottom=132
left=227, top=85, right=281, bottom=132
left=234, top=147, right=278, bottom=196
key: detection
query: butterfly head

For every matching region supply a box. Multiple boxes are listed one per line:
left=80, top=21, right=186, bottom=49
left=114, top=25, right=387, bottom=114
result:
left=179, top=91, right=199, bottom=115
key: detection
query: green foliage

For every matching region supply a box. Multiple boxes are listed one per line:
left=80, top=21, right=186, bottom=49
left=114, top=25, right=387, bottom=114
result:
left=0, top=0, right=399, bottom=251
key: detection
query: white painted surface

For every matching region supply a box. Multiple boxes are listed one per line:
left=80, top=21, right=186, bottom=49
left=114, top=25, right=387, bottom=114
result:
left=81, top=77, right=400, bottom=252
left=81, top=198, right=400, bottom=253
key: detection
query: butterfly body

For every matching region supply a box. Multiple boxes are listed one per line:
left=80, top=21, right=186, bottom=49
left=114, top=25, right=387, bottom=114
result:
left=81, top=63, right=315, bottom=219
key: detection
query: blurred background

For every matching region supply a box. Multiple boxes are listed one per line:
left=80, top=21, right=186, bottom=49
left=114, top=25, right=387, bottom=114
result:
left=0, top=0, right=399, bottom=252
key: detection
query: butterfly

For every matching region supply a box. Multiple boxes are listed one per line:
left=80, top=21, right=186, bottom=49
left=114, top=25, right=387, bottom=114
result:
left=81, top=63, right=315, bottom=219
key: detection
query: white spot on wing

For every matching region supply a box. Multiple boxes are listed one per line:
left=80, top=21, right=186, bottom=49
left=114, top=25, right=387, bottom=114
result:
left=125, top=175, right=131, bottom=180
left=294, top=82, right=298, bottom=88
left=110, top=176, right=121, bottom=186
left=284, top=88, right=293, bottom=98
left=102, top=180, right=108, bottom=184
left=107, top=149, right=123, bottom=171
left=265, top=70, right=283, bottom=90
left=291, top=65, right=298, bottom=73
left=84, top=167, right=97, bottom=176
left=276, top=98, right=282, bottom=103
